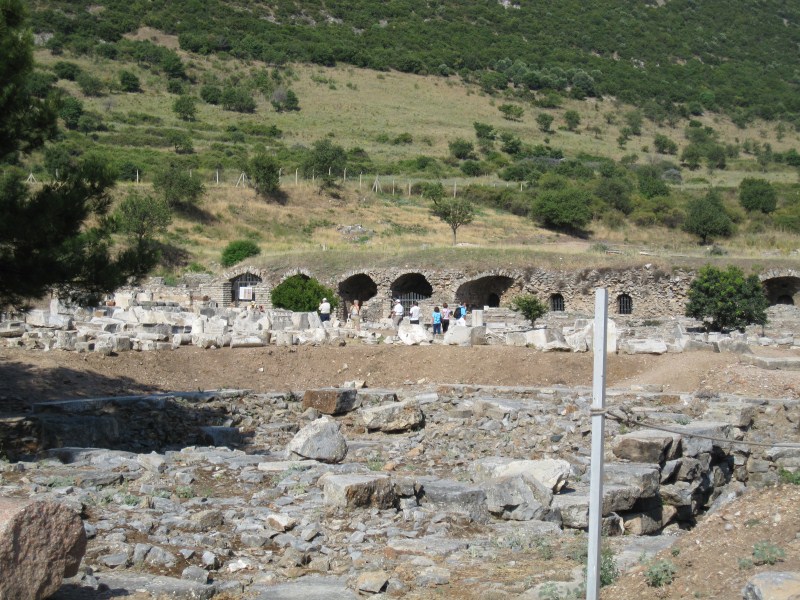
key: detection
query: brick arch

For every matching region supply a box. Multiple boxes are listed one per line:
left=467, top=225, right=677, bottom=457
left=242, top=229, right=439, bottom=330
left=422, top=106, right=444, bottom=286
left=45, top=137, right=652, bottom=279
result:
left=279, top=268, right=314, bottom=284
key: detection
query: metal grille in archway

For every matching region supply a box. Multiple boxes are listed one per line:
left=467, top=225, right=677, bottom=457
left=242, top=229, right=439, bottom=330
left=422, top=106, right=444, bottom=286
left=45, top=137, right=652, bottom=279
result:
left=231, top=272, right=262, bottom=303
left=394, top=291, right=427, bottom=313
left=617, top=293, right=633, bottom=315
left=550, top=293, right=565, bottom=312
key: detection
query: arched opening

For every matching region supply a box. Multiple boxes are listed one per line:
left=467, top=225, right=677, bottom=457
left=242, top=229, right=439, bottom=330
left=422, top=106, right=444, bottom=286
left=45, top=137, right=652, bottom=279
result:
left=391, top=273, right=433, bottom=313
left=455, top=276, right=516, bottom=310
left=550, top=293, right=565, bottom=312
left=230, top=272, right=262, bottom=304
left=617, top=293, right=633, bottom=315
left=762, top=276, right=800, bottom=306
left=338, top=274, right=378, bottom=319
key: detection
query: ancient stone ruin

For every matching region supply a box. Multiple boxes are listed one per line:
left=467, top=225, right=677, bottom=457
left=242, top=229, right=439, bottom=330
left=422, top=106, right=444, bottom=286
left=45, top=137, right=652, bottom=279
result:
left=2, top=380, right=798, bottom=598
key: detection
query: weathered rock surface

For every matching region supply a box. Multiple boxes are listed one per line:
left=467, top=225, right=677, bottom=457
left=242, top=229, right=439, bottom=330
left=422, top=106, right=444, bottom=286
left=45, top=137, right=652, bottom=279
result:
left=286, top=417, right=348, bottom=463
left=0, top=497, right=86, bottom=600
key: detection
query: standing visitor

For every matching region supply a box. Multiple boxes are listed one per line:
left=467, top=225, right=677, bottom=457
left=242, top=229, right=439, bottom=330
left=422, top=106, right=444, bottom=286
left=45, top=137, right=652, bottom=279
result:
left=318, top=297, right=331, bottom=322
left=441, top=303, right=451, bottom=333
left=391, top=299, right=404, bottom=328
left=432, top=306, right=442, bottom=335
left=350, top=299, right=361, bottom=332
left=409, top=301, right=420, bottom=325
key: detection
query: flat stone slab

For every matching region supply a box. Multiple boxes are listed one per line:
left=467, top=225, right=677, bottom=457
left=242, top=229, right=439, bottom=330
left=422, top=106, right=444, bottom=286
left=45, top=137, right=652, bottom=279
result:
left=743, top=572, right=800, bottom=600
left=302, top=388, right=360, bottom=415
left=252, top=576, right=358, bottom=599
left=54, top=573, right=216, bottom=600
left=742, top=354, right=800, bottom=371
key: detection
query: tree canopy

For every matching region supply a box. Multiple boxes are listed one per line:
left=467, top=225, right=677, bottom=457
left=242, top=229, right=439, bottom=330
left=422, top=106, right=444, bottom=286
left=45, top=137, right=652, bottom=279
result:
left=685, top=265, right=768, bottom=332
left=0, top=0, right=156, bottom=309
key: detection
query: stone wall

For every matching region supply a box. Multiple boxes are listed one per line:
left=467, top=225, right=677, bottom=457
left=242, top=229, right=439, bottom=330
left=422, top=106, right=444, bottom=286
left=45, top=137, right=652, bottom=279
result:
left=116, top=264, right=695, bottom=320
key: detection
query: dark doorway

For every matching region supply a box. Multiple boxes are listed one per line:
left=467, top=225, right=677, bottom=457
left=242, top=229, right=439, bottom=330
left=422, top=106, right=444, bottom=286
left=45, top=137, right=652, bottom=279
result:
left=391, top=273, right=433, bottom=313
left=762, top=276, right=800, bottom=306
left=455, top=276, right=516, bottom=309
left=550, top=293, right=565, bottom=312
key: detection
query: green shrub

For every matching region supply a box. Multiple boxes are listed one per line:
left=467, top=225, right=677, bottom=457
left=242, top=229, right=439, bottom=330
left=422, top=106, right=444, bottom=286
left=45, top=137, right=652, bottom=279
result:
left=511, top=294, right=548, bottom=322
left=645, top=560, right=676, bottom=587
left=271, top=275, right=338, bottom=312
left=753, top=541, right=785, bottom=566
left=779, top=469, right=800, bottom=485
left=221, top=240, right=261, bottom=267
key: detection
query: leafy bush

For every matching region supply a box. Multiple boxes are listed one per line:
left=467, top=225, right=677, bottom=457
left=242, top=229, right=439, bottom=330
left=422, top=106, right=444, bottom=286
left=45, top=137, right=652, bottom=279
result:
left=685, top=265, right=768, bottom=332
left=152, top=162, right=205, bottom=207
left=271, top=275, right=337, bottom=312
left=645, top=560, right=676, bottom=587
left=449, top=138, right=475, bottom=160
left=683, top=190, right=733, bottom=243
left=739, top=178, right=777, bottom=213
left=779, top=469, right=800, bottom=485
left=533, top=187, right=592, bottom=232
left=118, top=70, right=141, bottom=92
left=53, top=61, right=81, bottom=81
left=249, top=152, right=281, bottom=198
left=511, top=294, right=548, bottom=322
left=221, top=240, right=261, bottom=267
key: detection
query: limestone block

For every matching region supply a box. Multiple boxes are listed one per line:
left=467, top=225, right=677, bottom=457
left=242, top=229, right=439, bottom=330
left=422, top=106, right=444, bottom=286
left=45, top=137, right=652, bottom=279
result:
left=443, top=325, right=472, bottom=346
left=742, top=572, right=800, bottom=600
left=505, top=332, right=527, bottom=347
left=552, top=493, right=589, bottom=529
left=472, top=310, right=484, bottom=327
left=303, top=388, right=360, bottom=415
left=417, top=477, right=489, bottom=523
left=470, top=326, right=487, bottom=346
left=623, top=509, right=663, bottom=535
left=397, top=323, right=433, bottom=346
left=484, top=475, right=551, bottom=521
left=611, top=430, right=681, bottom=464
left=470, top=457, right=571, bottom=493
left=274, top=331, right=297, bottom=346
left=291, top=312, right=310, bottom=330
left=0, top=497, right=86, bottom=600
left=619, top=339, right=668, bottom=355
left=286, top=417, right=347, bottom=463
left=360, top=399, right=424, bottom=432
left=356, top=570, right=390, bottom=594
left=27, top=310, right=73, bottom=330
left=584, top=319, right=618, bottom=354
left=525, top=327, right=567, bottom=350
left=564, top=329, right=589, bottom=352
left=320, top=473, right=395, bottom=509
left=670, top=421, right=732, bottom=457
left=602, top=462, right=661, bottom=498
left=714, top=338, right=753, bottom=354
left=0, top=322, right=25, bottom=338
left=356, top=389, right=398, bottom=406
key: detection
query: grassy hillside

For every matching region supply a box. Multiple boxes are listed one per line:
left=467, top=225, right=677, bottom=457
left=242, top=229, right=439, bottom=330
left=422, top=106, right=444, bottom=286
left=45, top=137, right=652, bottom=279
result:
left=17, top=9, right=800, bottom=280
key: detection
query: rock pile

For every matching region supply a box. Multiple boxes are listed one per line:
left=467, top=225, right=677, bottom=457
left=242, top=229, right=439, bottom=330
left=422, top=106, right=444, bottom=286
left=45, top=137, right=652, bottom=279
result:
left=1, top=382, right=798, bottom=598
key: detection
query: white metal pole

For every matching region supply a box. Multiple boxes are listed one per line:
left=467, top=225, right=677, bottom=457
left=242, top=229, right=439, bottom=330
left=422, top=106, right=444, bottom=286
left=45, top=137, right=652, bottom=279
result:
left=586, top=287, right=608, bottom=600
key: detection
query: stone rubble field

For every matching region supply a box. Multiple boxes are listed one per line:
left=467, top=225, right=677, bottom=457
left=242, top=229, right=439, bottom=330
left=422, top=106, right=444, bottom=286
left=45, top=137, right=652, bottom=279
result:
left=2, top=378, right=800, bottom=599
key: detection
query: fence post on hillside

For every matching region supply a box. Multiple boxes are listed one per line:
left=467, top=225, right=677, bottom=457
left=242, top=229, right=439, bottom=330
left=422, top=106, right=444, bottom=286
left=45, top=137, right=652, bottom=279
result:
left=359, top=173, right=362, bottom=190
left=408, top=182, right=411, bottom=196
left=215, top=170, right=219, bottom=185
left=295, top=169, right=298, bottom=185
left=453, top=182, right=457, bottom=197
left=312, top=170, right=315, bottom=183
left=278, top=168, right=282, bottom=184
left=392, top=179, right=395, bottom=195
left=136, top=170, right=139, bottom=184
left=343, top=168, right=347, bottom=182
left=189, top=169, right=192, bottom=178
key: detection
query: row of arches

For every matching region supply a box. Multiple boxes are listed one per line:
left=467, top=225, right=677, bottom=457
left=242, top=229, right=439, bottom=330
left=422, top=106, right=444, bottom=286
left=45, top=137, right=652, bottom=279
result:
left=229, top=272, right=646, bottom=316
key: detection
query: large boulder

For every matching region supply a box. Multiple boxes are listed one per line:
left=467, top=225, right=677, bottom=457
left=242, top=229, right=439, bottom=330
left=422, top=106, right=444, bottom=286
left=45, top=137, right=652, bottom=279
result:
left=443, top=326, right=472, bottom=346
left=742, top=572, right=800, bottom=600
left=0, top=497, right=86, bottom=600
left=286, top=417, right=347, bottom=463
left=611, top=430, right=681, bottom=464
left=397, top=323, right=433, bottom=345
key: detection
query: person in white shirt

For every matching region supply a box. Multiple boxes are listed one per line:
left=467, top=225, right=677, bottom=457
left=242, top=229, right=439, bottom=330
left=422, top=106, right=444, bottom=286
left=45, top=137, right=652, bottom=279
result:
left=391, top=299, right=404, bottom=327
left=318, top=297, right=331, bottom=322
left=409, top=301, right=420, bottom=324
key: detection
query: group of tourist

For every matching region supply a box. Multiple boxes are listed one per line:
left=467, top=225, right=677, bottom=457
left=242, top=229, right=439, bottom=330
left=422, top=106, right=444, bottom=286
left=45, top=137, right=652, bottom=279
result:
left=319, top=296, right=467, bottom=334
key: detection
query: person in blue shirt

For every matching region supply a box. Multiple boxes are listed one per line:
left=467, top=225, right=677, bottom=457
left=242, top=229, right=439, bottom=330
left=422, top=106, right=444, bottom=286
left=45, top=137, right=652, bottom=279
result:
left=432, top=306, right=442, bottom=335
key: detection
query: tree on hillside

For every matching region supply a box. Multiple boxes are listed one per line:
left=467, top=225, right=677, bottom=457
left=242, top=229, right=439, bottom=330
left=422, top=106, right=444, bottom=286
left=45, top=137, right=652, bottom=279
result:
left=173, top=95, right=197, bottom=121
left=739, top=178, right=777, bottom=214
left=302, top=139, right=346, bottom=188
left=683, top=190, right=733, bottom=244
left=427, top=183, right=475, bottom=245
left=536, top=113, right=554, bottom=133
left=113, top=191, right=172, bottom=273
left=249, top=152, right=281, bottom=199
left=532, top=187, right=592, bottom=233
left=152, top=161, right=204, bottom=208
left=0, top=0, right=155, bottom=309
left=564, top=110, right=580, bottom=132
left=686, top=265, right=768, bottom=332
